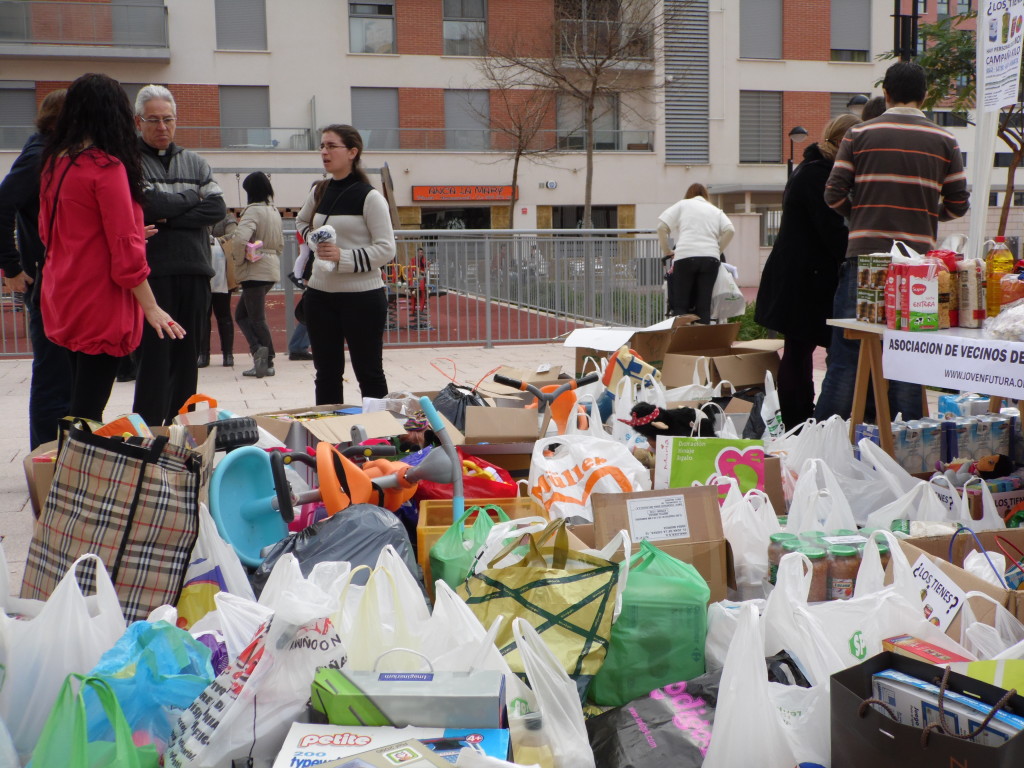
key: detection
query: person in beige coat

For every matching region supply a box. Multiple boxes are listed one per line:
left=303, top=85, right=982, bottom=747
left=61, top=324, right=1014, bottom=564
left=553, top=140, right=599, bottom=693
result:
left=224, top=171, right=283, bottom=377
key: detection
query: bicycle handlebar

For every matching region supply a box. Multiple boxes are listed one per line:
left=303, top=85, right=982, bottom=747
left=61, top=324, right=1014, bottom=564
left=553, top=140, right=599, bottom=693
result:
left=491, top=372, right=600, bottom=411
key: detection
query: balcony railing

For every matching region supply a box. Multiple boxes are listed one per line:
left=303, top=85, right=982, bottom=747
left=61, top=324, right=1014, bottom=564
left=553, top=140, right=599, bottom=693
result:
left=557, top=19, right=654, bottom=61
left=0, top=126, right=314, bottom=151
left=0, top=1, right=168, bottom=48
left=356, top=127, right=655, bottom=152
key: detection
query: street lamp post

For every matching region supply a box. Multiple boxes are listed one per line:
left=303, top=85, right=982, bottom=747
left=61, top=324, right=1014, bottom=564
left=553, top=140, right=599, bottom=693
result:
left=846, top=93, right=869, bottom=117
left=787, top=126, right=809, bottom=179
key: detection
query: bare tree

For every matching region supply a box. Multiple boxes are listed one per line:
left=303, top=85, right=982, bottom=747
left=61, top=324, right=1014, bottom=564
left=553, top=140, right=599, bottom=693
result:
left=479, top=0, right=670, bottom=227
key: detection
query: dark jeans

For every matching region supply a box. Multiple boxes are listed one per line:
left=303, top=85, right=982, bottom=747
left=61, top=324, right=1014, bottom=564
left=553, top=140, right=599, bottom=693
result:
left=201, top=291, right=234, bottom=358
left=814, top=258, right=924, bottom=422
left=778, top=334, right=818, bottom=427
left=67, top=350, right=121, bottom=423
left=303, top=287, right=388, bottom=405
left=133, top=274, right=209, bottom=426
left=671, top=256, right=719, bottom=323
left=235, top=280, right=275, bottom=362
left=26, top=277, right=72, bottom=448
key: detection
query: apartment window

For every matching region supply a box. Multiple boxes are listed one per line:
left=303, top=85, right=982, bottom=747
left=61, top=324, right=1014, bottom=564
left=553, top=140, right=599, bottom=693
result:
left=957, top=0, right=971, bottom=11
left=831, top=0, right=870, bottom=61
left=930, top=111, right=969, bottom=127
left=219, top=86, right=271, bottom=148
left=557, top=94, right=619, bottom=150
left=444, top=90, right=489, bottom=150
left=215, top=0, right=267, bottom=50
left=350, top=2, right=394, bottom=54
left=0, top=85, right=36, bottom=149
left=351, top=87, right=399, bottom=149
left=444, top=0, right=486, bottom=56
left=739, top=0, right=781, bottom=59
left=1014, top=192, right=1024, bottom=207
left=552, top=205, right=617, bottom=228
left=989, top=191, right=999, bottom=207
left=739, top=91, right=781, bottom=164
left=937, top=0, right=950, bottom=17
left=916, top=0, right=927, bottom=11
left=831, top=93, right=865, bottom=117
left=995, top=153, right=1016, bottom=168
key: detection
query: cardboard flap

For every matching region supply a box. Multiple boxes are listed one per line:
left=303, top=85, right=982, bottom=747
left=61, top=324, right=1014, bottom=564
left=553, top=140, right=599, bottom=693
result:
left=735, top=338, right=785, bottom=352
left=464, top=405, right=547, bottom=443
left=666, top=322, right=739, bottom=353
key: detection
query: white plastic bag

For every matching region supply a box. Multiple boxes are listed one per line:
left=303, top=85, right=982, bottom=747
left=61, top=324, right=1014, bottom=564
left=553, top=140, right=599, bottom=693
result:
left=964, top=550, right=1008, bottom=588
left=710, top=261, right=746, bottom=321
left=610, top=377, right=651, bottom=451
left=165, top=553, right=347, bottom=768
left=663, top=356, right=715, bottom=402
left=344, top=546, right=432, bottom=671
left=705, top=599, right=765, bottom=672
left=528, top=433, right=651, bottom=522
left=784, top=458, right=857, bottom=533
left=760, top=371, right=785, bottom=447
left=961, top=476, right=1009, bottom=532
left=512, top=619, right=595, bottom=768
left=862, top=480, right=959, bottom=531
left=960, top=591, right=1024, bottom=659
left=720, top=481, right=781, bottom=599
left=0, top=553, right=126, bottom=764
left=703, top=604, right=797, bottom=768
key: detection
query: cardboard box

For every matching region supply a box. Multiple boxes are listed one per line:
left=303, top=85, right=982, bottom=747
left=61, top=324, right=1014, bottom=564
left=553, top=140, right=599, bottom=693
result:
left=23, top=440, right=58, bottom=518
left=416, top=497, right=546, bottom=597
left=659, top=323, right=782, bottom=388
left=564, top=315, right=697, bottom=375
left=463, top=406, right=551, bottom=444
left=872, top=667, right=1024, bottom=746
left=590, top=485, right=730, bottom=603
left=882, top=634, right=973, bottom=665
left=464, top=442, right=536, bottom=481
left=310, top=666, right=505, bottom=729
left=272, top=724, right=511, bottom=768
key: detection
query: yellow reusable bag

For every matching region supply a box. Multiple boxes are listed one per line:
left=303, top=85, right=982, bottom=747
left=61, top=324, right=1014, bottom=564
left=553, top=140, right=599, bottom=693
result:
left=456, top=519, right=619, bottom=677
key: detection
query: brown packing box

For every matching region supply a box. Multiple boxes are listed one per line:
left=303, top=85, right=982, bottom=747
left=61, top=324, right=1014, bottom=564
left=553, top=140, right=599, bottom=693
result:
left=762, top=456, right=787, bottom=515
left=463, top=405, right=552, bottom=444
left=897, top=533, right=1024, bottom=641
left=570, top=315, right=698, bottom=376
left=467, top=442, right=536, bottom=481
left=660, top=323, right=782, bottom=388
left=417, top=496, right=566, bottom=599
left=23, top=440, right=58, bottom=518
left=589, top=485, right=731, bottom=603
left=253, top=403, right=465, bottom=448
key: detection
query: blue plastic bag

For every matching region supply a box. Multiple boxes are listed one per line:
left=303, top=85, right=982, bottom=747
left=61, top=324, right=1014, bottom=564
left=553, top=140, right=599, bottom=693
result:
left=84, top=620, right=215, bottom=754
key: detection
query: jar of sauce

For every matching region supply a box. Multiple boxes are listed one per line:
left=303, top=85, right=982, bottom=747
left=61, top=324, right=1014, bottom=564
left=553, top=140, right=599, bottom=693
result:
left=768, top=532, right=800, bottom=585
left=799, top=545, right=828, bottom=602
left=827, top=544, right=861, bottom=600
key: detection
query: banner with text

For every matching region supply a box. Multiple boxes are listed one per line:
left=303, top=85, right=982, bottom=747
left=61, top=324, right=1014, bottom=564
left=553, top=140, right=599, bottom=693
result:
left=981, top=0, right=1024, bottom=111
left=883, top=330, right=1024, bottom=400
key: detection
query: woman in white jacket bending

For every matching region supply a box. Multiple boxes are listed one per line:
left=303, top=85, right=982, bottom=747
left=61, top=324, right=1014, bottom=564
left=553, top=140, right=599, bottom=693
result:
left=296, top=124, right=396, bottom=404
left=657, top=183, right=735, bottom=324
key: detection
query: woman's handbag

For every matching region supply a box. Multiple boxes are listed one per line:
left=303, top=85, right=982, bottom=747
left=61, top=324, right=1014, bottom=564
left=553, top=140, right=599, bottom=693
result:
left=21, top=421, right=213, bottom=623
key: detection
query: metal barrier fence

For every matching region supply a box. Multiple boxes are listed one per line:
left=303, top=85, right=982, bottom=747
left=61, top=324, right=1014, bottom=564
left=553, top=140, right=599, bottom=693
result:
left=0, top=229, right=667, bottom=356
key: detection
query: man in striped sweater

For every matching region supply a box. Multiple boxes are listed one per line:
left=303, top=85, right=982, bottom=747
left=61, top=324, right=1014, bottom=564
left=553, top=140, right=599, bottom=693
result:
left=815, top=61, right=969, bottom=421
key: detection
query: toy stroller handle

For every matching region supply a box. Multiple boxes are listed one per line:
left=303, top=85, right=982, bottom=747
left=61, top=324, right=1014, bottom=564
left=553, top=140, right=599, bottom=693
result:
left=341, top=443, right=397, bottom=458
left=282, top=451, right=316, bottom=468
left=269, top=451, right=295, bottom=524
left=491, top=372, right=600, bottom=410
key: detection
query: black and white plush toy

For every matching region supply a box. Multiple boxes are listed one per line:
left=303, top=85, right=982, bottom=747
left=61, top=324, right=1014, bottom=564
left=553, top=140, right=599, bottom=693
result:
left=619, top=401, right=717, bottom=451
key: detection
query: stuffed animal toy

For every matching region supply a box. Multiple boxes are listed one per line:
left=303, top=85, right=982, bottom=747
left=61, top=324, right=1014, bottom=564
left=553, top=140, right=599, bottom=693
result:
left=619, top=401, right=717, bottom=451
left=595, top=345, right=661, bottom=423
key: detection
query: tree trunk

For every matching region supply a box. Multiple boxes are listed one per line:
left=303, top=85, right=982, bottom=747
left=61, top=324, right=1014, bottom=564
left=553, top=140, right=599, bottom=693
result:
left=998, top=150, right=1020, bottom=237
left=583, top=93, right=595, bottom=229
left=508, top=148, right=522, bottom=229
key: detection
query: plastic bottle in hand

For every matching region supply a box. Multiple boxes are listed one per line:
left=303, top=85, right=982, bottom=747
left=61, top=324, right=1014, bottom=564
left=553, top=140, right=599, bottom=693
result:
left=513, top=713, right=555, bottom=768
left=987, top=236, right=1015, bottom=317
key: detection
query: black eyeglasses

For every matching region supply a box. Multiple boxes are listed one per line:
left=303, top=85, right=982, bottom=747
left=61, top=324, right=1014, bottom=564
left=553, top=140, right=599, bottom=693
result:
left=139, top=116, right=177, bottom=125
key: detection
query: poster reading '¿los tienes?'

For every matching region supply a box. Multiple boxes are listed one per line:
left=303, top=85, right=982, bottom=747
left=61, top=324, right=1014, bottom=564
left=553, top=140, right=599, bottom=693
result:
left=982, top=0, right=1024, bottom=111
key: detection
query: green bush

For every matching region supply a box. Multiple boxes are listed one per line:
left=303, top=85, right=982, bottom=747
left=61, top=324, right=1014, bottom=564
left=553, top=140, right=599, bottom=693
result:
left=735, top=301, right=776, bottom=341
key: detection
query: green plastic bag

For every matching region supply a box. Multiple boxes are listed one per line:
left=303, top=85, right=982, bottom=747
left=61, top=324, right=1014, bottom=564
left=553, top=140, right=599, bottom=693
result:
left=429, top=504, right=510, bottom=590
left=30, top=674, right=160, bottom=768
left=588, top=540, right=711, bottom=706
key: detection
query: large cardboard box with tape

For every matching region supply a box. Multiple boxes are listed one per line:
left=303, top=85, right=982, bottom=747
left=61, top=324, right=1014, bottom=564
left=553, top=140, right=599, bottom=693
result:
left=660, top=323, right=782, bottom=388
left=564, top=315, right=697, bottom=376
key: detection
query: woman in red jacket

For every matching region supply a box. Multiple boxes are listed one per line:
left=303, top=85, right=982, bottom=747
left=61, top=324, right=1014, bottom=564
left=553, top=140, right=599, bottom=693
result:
left=39, top=73, right=183, bottom=423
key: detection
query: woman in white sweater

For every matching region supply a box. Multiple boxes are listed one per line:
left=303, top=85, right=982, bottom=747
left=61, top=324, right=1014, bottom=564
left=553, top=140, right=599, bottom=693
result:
left=657, top=183, right=735, bottom=324
left=295, top=125, right=396, bottom=404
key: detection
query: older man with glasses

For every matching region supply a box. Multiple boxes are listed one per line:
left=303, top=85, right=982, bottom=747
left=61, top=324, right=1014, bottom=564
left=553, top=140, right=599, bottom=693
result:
left=132, top=84, right=227, bottom=426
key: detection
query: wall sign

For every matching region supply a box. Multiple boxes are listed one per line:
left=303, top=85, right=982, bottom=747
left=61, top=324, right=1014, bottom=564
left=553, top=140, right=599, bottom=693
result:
left=412, top=185, right=518, bottom=202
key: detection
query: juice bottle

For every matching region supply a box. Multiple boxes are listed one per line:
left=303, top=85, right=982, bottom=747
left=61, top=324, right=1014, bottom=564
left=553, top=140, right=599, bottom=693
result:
left=513, top=713, right=555, bottom=768
left=986, top=236, right=1015, bottom=317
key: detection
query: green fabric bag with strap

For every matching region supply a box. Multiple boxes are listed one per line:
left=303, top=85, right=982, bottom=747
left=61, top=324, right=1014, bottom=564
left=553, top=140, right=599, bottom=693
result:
left=430, top=503, right=511, bottom=591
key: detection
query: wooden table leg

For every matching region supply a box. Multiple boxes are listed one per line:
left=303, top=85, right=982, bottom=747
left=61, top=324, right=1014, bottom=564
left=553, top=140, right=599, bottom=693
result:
left=990, top=396, right=1005, bottom=413
left=864, top=335, right=895, bottom=456
left=849, top=331, right=872, bottom=445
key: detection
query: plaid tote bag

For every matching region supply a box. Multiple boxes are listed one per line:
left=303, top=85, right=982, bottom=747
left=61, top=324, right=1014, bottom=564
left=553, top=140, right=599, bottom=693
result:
left=22, top=421, right=208, bottom=622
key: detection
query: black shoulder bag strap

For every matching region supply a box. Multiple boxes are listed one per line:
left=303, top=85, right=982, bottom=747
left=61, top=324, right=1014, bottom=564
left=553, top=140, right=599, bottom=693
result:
left=43, top=156, right=75, bottom=257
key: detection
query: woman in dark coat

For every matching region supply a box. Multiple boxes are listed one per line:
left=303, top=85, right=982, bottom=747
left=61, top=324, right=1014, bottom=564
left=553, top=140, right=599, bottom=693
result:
left=754, top=113, right=860, bottom=425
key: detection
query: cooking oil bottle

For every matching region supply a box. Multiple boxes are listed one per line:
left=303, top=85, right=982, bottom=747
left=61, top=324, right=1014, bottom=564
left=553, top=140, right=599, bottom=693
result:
left=987, top=236, right=1015, bottom=317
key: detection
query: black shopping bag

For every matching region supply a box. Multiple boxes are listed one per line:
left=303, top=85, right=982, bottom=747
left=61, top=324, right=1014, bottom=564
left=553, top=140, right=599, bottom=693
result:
left=831, top=652, right=1024, bottom=768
